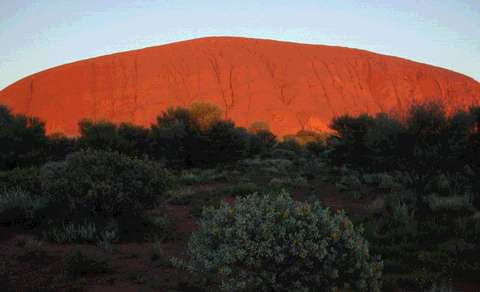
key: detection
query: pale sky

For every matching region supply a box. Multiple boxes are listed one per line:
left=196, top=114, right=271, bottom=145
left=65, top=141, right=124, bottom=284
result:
left=1, top=0, right=479, bottom=90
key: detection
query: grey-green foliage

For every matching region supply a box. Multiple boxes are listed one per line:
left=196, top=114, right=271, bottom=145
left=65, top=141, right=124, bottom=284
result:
left=96, top=229, right=119, bottom=253
left=167, top=187, right=195, bottom=205
left=174, top=191, right=383, bottom=292
left=0, top=189, right=48, bottom=223
left=44, top=221, right=97, bottom=243
left=224, top=182, right=259, bottom=197
left=426, top=193, right=474, bottom=213
left=41, top=150, right=169, bottom=217
left=428, top=283, right=454, bottom=292
left=240, top=158, right=293, bottom=175
left=363, top=173, right=401, bottom=189
left=336, top=174, right=362, bottom=191
left=0, top=189, right=47, bottom=213
left=268, top=176, right=308, bottom=190
left=178, top=168, right=228, bottom=185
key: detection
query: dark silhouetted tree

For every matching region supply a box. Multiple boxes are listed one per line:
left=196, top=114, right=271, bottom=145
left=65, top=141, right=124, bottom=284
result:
left=0, top=105, right=47, bottom=170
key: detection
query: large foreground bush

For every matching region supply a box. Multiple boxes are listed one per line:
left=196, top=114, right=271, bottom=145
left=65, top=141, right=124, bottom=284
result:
left=41, top=150, right=169, bottom=218
left=175, top=192, right=383, bottom=291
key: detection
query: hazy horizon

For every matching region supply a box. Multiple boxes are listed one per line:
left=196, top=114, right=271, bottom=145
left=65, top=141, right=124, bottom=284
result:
left=1, top=0, right=479, bottom=90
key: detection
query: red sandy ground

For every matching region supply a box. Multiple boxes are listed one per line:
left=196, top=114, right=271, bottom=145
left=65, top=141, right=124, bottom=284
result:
left=1, top=37, right=479, bottom=136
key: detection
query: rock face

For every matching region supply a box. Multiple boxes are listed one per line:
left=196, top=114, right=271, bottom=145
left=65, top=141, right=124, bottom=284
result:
left=1, top=36, right=480, bottom=136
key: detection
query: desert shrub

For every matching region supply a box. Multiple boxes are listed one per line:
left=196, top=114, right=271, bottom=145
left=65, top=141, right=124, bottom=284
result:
left=290, top=176, right=308, bottom=187
left=390, top=202, right=416, bottom=229
left=271, top=148, right=298, bottom=160
left=40, top=150, right=169, bottom=230
left=177, top=168, right=228, bottom=185
left=0, top=167, right=41, bottom=194
left=336, top=174, right=362, bottom=191
left=299, top=158, right=326, bottom=179
left=0, top=189, right=48, bottom=225
left=238, top=158, right=263, bottom=168
left=249, top=129, right=278, bottom=155
left=268, top=177, right=288, bottom=191
left=305, top=140, right=326, bottom=157
left=64, top=250, right=112, bottom=278
left=174, top=192, right=383, bottom=291
left=177, top=171, right=203, bottom=185
left=143, top=211, right=174, bottom=242
left=0, top=105, right=47, bottom=170
left=150, top=242, right=172, bottom=267
left=189, top=101, right=223, bottom=131
left=268, top=158, right=294, bottom=172
left=16, top=239, right=48, bottom=264
left=362, top=173, right=400, bottom=190
left=239, top=158, right=293, bottom=176
left=96, top=229, right=119, bottom=253
left=329, top=113, right=374, bottom=168
left=206, top=120, right=250, bottom=165
left=167, top=187, right=195, bottom=205
left=262, top=159, right=293, bottom=173
left=248, top=121, right=270, bottom=133
left=384, top=190, right=417, bottom=213
left=377, top=174, right=401, bottom=190
left=43, top=133, right=76, bottom=162
left=77, top=119, right=119, bottom=151
left=362, top=173, right=380, bottom=185
left=78, top=120, right=150, bottom=158
left=117, top=123, right=150, bottom=157
left=428, top=283, right=454, bottom=292
left=223, top=182, right=259, bottom=197
left=425, top=175, right=454, bottom=196
left=269, top=176, right=308, bottom=190
left=284, top=131, right=329, bottom=152
left=426, top=193, right=475, bottom=214
left=149, top=107, right=204, bottom=167
left=455, top=216, right=480, bottom=243
left=43, top=221, right=97, bottom=243
left=150, top=104, right=251, bottom=167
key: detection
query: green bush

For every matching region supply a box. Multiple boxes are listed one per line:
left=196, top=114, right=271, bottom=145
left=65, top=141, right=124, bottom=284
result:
left=42, top=133, right=76, bottom=162
left=240, top=158, right=293, bottom=175
left=268, top=176, right=308, bottom=190
left=336, top=174, right=362, bottom=191
left=270, top=148, right=298, bottom=160
left=223, top=182, right=259, bottom=197
left=0, top=189, right=48, bottom=225
left=43, top=221, right=98, bottom=243
left=174, top=192, right=383, bottom=291
left=0, top=105, right=47, bottom=170
left=64, top=250, right=112, bottom=278
left=250, top=129, right=277, bottom=154
left=206, top=120, right=250, bottom=165
left=426, top=193, right=475, bottom=214
left=167, top=187, right=195, bottom=205
left=143, top=211, right=174, bottom=242
left=0, top=167, right=42, bottom=194
left=177, top=168, right=228, bottom=185
left=41, top=150, right=169, bottom=218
